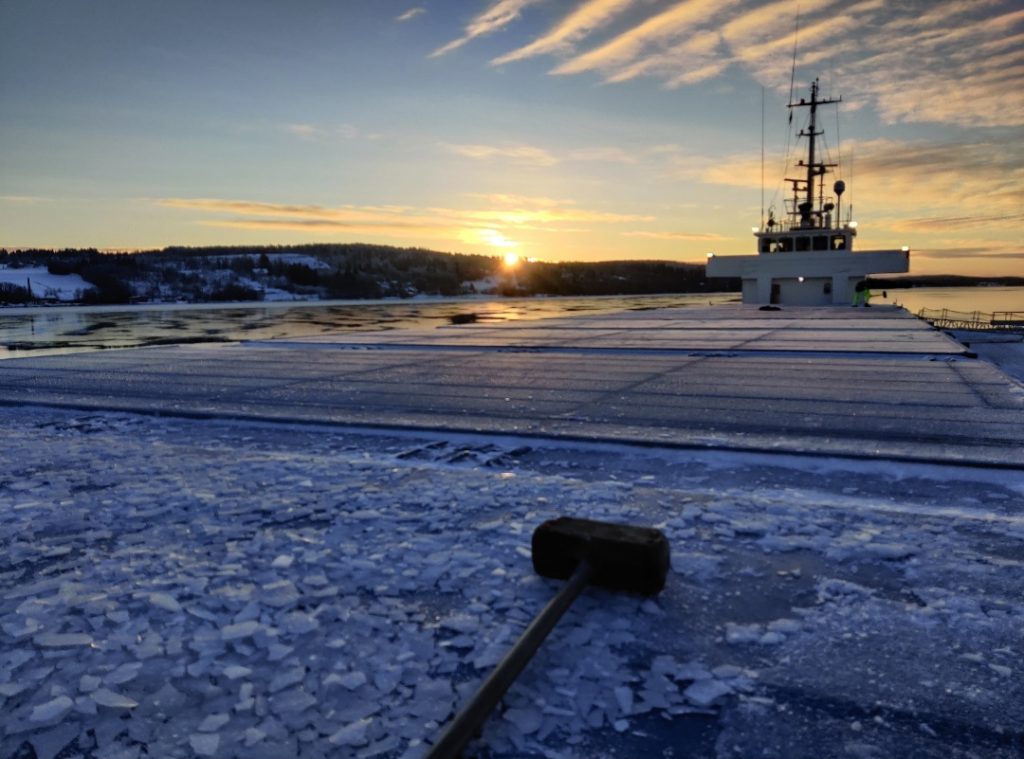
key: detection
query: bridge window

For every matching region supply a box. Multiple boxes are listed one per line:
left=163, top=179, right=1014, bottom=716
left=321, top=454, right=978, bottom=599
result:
left=831, top=235, right=847, bottom=250
left=795, top=236, right=810, bottom=252
left=813, top=236, right=828, bottom=251
left=760, top=238, right=772, bottom=253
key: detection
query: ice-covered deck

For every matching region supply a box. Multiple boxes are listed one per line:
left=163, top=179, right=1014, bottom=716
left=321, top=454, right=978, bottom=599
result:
left=1, top=305, right=1023, bottom=759
left=1, top=305, right=1021, bottom=467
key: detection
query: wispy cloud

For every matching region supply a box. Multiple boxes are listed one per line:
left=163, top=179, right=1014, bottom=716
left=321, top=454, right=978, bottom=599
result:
left=446, top=142, right=559, bottom=166
left=552, top=0, right=741, bottom=77
left=396, top=7, right=426, bottom=22
left=431, top=0, right=544, bottom=58
left=467, top=0, right=1023, bottom=128
left=446, top=142, right=638, bottom=165
left=0, top=195, right=47, bottom=204
left=623, top=230, right=729, bottom=240
left=914, top=245, right=1024, bottom=260
left=890, top=214, right=1024, bottom=233
left=285, top=123, right=374, bottom=141
left=492, top=0, right=637, bottom=65
left=208, top=218, right=443, bottom=235
left=158, top=195, right=652, bottom=249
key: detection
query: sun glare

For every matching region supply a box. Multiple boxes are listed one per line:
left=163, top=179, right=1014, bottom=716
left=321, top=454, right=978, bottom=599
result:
left=503, top=252, right=521, bottom=268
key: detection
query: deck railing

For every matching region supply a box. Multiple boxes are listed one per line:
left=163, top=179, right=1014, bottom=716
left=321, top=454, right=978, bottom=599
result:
left=918, top=308, right=1024, bottom=332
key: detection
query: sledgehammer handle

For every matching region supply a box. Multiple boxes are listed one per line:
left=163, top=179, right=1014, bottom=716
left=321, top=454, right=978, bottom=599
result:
left=425, top=560, right=594, bottom=759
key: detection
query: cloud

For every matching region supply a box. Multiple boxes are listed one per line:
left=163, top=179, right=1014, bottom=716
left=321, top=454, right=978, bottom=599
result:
left=552, top=0, right=742, bottom=78
left=285, top=123, right=371, bottom=141
left=158, top=195, right=652, bottom=249
left=396, top=7, right=426, bottom=22
left=431, top=0, right=544, bottom=58
left=446, top=143, right=559, bottom=166
left=207, top=218, right=442, bottom=235
left=567, top=146, right=636, bottom=163
left=460, top=227, right=520, bottom=249
left=492, top=0, right=637, bottom=65
left=465, top=193, right=573, bottom=208
left=158, top=198, right=412, bottom=221
left=443, top=206, right=652, bottom=225
left=622, top=230, right=729, bottom=240
left=0, top=195, right=46, bottom=204
left=466, top=0, right=1023, bottom=128
left=890, top=214, right=1024, bottom=233
left=447, top=142, right=639, bottom=165
left=913, top=246, right=1024, bottom=260
left=696, top=135, right=1024, bottom=217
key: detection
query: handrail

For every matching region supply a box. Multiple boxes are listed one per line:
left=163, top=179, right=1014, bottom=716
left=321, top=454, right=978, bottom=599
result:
left=918, top=308, right=1024, bottom=332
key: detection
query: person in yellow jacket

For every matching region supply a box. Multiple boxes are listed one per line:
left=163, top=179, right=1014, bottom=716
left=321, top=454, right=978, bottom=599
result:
left=852, top=280, right=873, bottom=307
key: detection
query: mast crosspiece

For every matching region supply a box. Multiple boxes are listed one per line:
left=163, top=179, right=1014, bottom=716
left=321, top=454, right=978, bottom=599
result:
left=785, top=78, right=840, bottom=229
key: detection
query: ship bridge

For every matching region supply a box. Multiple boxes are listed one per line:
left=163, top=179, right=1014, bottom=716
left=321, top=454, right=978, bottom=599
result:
left=706, top=79, right=909, bottom=305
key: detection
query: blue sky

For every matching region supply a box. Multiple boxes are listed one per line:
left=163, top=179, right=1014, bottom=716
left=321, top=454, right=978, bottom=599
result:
left=1, top=0, right=1021, bottom=275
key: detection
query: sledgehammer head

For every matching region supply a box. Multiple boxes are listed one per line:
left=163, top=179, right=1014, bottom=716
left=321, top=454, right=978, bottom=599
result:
left=532, top=517, right=670, bottom=596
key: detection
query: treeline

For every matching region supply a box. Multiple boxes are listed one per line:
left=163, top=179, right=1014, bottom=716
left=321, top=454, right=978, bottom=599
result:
left=503, top=260, right=715, bottom=296
left=0, top=244, right=739, bottom=305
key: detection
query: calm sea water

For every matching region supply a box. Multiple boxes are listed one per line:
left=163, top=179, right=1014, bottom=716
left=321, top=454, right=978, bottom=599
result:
left=878, top=286, right=1024, bottom=315
left=2, top=287, right=1021, bottom=360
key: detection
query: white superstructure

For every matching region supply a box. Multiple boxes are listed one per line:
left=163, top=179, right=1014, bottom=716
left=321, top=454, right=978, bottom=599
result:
left=706, top=79, right=909, bottom=305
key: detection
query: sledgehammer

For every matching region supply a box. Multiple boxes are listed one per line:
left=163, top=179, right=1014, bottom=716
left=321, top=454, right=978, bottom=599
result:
left=425, top=517, right=670, bottom=758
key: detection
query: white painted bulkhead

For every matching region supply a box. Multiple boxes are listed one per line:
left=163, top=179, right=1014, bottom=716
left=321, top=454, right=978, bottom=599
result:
left=709, top=249, right=909, bottom=306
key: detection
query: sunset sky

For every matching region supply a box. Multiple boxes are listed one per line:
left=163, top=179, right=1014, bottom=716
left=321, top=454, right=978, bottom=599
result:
left=1, top=0, right=1021, bottom=276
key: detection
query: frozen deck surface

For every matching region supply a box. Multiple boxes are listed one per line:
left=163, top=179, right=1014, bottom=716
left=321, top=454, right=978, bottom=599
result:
left=1, top=305, right=1021, bottom=467
left=1, top=305, right=1023, bottom=759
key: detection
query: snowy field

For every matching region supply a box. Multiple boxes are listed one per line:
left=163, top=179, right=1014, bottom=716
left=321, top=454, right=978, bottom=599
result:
left=0, top=268, right=89, bottom=302
left=1, top=407, right=1022, bottom=759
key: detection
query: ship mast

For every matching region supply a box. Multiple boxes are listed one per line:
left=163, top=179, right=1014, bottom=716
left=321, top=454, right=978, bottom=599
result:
left=787, top=78, right=840, bottom=229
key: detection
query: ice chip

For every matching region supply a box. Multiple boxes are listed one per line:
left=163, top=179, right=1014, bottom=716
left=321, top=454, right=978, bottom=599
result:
left=30, top=695, right=73, bottom=722
left=198, top=712, right=230, bottom=732
left=91, top=688, right=139, bottom=709
left=148, top=592, right=182, bottom=613
left=613, top=685, right=634, bottom=715
left=328, top=717, right=372, bottom=747
left=683, top=679, right=732, bottom=708
left=189, top=733, right=220, bottom=756
left=221, top=620, right=261, bottom=641
left=504, top=706, right=543, bottom=735
left=33, top=632, right=94, bottom=648
left=338, top=670, right=367, bottom=690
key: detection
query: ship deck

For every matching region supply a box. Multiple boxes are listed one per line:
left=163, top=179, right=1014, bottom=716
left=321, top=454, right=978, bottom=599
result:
left=2, top=304, right=1021, bottom=467
left=1, top=303, right=1023, bottom=759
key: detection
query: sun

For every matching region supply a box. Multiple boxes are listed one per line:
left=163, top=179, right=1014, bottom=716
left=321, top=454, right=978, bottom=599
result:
left=503, top=252, right=521, bottom=268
